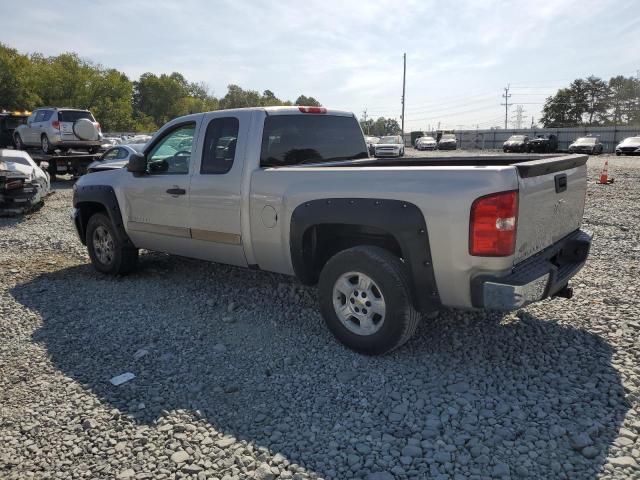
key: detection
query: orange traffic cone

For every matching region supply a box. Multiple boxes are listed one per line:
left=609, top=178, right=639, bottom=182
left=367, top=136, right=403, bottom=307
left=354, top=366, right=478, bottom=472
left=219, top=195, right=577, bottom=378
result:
left=597, top=159, right=614, bottom=184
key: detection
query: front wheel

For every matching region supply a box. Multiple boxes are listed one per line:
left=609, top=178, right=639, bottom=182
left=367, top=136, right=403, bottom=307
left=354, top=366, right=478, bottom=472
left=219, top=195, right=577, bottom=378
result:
left=13, top=133, right=24, bottom=150
left=86, top=213, right=138, bottom=275
left=318, top=246, right=421, bottom=355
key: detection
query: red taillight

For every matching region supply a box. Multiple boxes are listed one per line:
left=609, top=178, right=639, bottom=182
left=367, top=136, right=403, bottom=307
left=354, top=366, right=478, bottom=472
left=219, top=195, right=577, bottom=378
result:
left=298, top=106, right=327, bottom=114
left=51, top=120, right=60, bottom=129
left=469, top=190, right=518, bottom=256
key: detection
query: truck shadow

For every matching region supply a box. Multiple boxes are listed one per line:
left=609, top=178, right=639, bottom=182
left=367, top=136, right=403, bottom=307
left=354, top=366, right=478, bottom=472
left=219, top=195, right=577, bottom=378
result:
left=13, top=253, right=628, bottom=479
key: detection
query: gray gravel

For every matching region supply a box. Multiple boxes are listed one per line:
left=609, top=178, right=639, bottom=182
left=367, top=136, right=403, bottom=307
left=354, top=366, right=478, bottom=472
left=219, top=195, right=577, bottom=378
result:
left=1, top=155, right=639, bottom=479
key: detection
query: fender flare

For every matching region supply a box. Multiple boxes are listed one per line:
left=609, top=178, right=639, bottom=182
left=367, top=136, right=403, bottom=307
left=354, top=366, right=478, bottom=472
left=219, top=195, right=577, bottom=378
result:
left=73, top=184, right=134, bottom=247
left=290, top=198, right=440, bottom=312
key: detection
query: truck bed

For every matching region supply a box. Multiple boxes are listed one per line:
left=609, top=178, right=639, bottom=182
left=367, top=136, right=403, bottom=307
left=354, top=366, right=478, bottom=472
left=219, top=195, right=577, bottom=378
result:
left=301, top=153, right=587, bottom=178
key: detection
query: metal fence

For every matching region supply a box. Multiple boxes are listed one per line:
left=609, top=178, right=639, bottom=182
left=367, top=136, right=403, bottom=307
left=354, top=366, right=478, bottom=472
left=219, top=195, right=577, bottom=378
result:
left=405, top=126, right=640, bottom=153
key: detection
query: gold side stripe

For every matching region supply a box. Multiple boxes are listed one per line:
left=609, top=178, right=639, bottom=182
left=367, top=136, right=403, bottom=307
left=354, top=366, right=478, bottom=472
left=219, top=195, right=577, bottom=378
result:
left=128, top=221, right=190, bottom=238
left=128, top=221, right=241, bottom=245
left=191, top=229, right=241, bottom=245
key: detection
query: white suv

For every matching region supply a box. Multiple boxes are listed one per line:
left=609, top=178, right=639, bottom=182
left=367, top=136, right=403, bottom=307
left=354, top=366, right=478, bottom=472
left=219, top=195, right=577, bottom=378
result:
left=14, top=107, right=102, bottom=154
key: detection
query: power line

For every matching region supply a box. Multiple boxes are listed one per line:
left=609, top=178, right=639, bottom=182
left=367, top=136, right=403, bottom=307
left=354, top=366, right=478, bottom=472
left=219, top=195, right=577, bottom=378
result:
left=401, top=53, right=406, bottom=136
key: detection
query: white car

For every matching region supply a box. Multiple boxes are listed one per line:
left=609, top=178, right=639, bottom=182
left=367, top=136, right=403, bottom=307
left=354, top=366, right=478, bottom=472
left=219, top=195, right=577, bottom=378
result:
left=87, top=144, right=146, bottom=173
left=615, top=136, right=640, bottom=156
left=415, top=136, right=437, bottom=151
left=0, top=149, right=50, bottom=214
left=374, top=135, right=405, bottom=157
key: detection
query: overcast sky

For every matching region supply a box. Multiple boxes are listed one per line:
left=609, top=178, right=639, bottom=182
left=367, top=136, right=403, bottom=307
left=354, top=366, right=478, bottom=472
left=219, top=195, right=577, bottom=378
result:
left=2, top=0, right=639, bottom=131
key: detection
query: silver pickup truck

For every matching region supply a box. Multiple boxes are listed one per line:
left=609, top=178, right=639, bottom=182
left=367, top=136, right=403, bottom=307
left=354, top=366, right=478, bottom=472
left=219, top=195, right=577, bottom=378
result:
left=72, top=106, right=592, bottom=354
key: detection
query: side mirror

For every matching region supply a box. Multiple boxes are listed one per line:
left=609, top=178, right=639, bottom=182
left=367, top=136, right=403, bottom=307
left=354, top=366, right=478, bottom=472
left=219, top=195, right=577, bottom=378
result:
left=127, top=153, right=147, bottom=174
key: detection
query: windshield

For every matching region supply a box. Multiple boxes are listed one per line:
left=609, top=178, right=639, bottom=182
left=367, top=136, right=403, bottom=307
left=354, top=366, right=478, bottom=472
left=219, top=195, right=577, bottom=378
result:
left=379, top=136, right=400, bottom=144
left=575, top=137, right=596, bottom=145
left=419, top=137, right=435, bottom=142
left=3, top=116, right=28, bottom=129
left=508, top=135, right=525, bottom=141
left=442, top=134, right=455, bottom=140
left=365, top=137, right=380, bottom=144
left=621, top=137, right=640, bottom=143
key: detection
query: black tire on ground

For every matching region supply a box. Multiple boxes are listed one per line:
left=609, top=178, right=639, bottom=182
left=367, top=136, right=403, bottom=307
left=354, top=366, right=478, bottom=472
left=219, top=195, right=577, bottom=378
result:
left=318, top=245, right=421, bottom=355
left=616, top=152, right=621, bottom=156
left=47, top=159, right=57, bottom=181
left=86, top=213, right=138, bottom=275
left=13, top=133, right=24, bottom=150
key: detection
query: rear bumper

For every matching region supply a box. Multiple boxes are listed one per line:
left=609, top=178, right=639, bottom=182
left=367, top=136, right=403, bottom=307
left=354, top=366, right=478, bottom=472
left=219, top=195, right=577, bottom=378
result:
left=52, top=139, right=101, bottom=148
left=471, top=229, right=592, bottom=310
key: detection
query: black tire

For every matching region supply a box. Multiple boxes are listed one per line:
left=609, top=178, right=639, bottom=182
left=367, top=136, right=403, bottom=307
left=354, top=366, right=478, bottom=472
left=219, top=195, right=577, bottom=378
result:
left=318, top=245, right=421, bottom=355
left=41, top=134, right=54, bottom=154
left=86, top=213, right=138, bottom=275
left=616, top=152, right=621, bottom=156
left=13, top=133, right=24, bottom=150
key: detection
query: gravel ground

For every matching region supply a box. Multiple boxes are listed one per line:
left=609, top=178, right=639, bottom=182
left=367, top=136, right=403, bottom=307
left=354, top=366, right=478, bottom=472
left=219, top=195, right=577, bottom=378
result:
left=1, top=154, right=639, bottom=480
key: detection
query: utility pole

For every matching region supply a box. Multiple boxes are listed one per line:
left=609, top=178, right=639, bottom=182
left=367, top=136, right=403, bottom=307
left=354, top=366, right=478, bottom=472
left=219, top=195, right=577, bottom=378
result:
left=362, top=109, right=369, bottom=134
left=501, top=85, right=511, bottom=130
left=401, top=53, right=406, bottom=137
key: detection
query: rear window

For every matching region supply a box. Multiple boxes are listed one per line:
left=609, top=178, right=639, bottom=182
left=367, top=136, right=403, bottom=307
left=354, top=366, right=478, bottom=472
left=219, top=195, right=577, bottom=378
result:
left=58, top=110, right=95, bottom=122
left=260, top=115, right=368, bottom=167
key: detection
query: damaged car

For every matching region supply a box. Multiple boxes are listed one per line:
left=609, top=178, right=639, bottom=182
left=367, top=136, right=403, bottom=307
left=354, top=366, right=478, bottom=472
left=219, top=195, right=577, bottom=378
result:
left=0, top=149, right=51, bottom=215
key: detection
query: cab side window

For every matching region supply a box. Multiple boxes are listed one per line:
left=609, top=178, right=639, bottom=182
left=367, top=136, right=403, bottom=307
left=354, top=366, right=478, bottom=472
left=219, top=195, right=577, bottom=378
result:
left=147, top=123, right=195, bottom=175
left=34, top=111, right=46, bottom=122
left=201, top=117, right=239, bottom=174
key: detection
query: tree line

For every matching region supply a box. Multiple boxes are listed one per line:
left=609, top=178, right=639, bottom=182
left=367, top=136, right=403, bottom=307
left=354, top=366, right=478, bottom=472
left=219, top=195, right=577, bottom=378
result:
left=0, top=43, right=321, bottom=132
left=358, top=117, right=402, bottom=136
left=541, top=75, right=640, bottom=128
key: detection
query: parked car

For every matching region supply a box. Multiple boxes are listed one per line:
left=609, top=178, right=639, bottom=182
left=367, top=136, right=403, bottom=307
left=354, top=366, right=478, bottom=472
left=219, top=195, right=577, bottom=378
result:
left=374, top=135, right=405, bottom=157
left=72, top=106, right=592, bottom=355
left=529, top=134, right=558, bottom=153
left=364, top=136, right=379, bottom=156
left=568, top=136, right=603, bottom=155
left=0, top=111, right=30, bottom=148
left=503, top=135, right=530, bottom=153
left=415, top=136, right=437, bottom=151
left=0, top=149, right=50, bottom=214
left=14, top=107, right=102, bottom=154
left=437, top=133, right=457, bottom=150
left=615, top=136, right=640, bottom=156
left=87, top=144, right=146, bottom=173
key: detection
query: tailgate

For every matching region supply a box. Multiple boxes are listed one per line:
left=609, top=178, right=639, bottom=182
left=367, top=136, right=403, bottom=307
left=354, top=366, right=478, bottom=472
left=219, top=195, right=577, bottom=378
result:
left=513, top=155, right=588, bottom=263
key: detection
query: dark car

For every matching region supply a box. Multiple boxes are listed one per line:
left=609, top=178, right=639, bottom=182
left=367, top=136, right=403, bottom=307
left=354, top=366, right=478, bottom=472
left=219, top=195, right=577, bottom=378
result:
left=568, top=136, right=603, bottom=155
left=528, top=134, right=558, bottom=153
left=0, top=111, right=30, bottom=148
left=503, top=135, right=530, bottom=153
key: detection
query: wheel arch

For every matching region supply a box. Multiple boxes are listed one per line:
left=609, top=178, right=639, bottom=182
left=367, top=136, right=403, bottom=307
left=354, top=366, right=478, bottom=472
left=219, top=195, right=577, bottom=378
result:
left=290, top=198, right=440, bottom=312
left=73, top=185, right=134, bottom=248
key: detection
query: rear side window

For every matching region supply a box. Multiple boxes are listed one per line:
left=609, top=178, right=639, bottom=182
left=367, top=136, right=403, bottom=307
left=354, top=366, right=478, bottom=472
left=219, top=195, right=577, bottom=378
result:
left=201, top=117, right=239, bottom=174
left=42, top=110, right=54, bottom=121
left=59, top=110, right=94, bottom=122
left=260, top=115, right=368, bottom=167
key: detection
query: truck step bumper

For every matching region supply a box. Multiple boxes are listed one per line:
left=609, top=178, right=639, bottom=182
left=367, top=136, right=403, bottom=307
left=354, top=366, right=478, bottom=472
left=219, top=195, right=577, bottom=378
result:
left=471, top=229, right=592, bottom=310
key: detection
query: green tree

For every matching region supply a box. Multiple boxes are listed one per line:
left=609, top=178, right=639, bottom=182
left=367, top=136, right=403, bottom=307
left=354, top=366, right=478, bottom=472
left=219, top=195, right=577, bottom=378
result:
left=294, top=95, right=321, bottom=106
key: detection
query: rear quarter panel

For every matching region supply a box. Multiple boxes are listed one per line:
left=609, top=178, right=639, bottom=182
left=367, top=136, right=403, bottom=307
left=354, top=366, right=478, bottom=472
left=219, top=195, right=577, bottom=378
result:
left=249, top=165, right=520, bottom=308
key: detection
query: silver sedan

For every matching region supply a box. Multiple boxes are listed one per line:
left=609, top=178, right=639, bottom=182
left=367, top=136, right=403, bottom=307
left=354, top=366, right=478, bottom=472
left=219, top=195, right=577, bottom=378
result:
left=87, top=144, right=145, bottom=173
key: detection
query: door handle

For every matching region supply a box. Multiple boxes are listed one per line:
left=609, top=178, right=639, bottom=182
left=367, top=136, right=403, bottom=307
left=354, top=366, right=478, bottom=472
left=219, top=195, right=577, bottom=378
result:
left=166, top=188, right=186, bottom=196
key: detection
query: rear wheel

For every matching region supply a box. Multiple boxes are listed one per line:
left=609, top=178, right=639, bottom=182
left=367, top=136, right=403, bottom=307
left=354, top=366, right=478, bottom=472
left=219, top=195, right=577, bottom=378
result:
left=318, top=246, right=420, bottom=355
left=41, top=134, right=53, bottom=154
left=86, top=213, right=138, bottom=275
